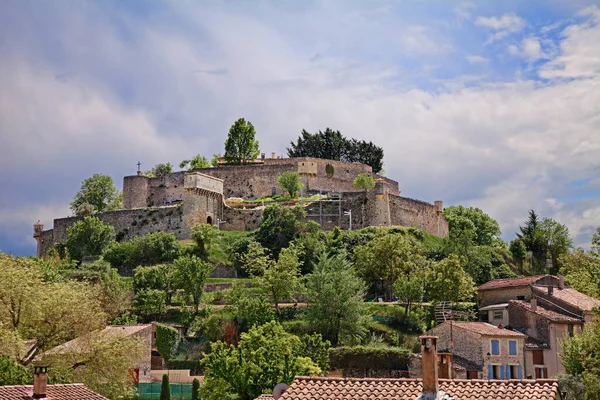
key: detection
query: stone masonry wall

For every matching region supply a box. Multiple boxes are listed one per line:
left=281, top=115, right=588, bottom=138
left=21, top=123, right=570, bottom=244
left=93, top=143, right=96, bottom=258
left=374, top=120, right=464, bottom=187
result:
left=478, top=287, right=532, bottom=308
left=389, top=195, right=448, bottom=238
left=428, top=324, right=484, bottom=371
left=49, top=205, right=185, bottom=249
left=507, top=302, right=552, bottom=345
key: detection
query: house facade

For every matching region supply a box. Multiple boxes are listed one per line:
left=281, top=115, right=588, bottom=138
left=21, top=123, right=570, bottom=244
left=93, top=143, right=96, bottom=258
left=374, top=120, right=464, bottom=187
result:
left=427, top=322, right=526, bottom=380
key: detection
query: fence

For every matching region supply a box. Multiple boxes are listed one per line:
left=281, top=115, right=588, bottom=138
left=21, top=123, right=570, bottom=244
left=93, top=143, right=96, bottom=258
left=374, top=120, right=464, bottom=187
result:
left=135, top=382, right=193, bottom=400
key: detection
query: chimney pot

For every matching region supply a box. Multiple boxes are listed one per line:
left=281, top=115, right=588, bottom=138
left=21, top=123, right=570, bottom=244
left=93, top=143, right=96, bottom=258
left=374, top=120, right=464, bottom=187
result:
left=33, top=366, right=48, bottom=399
left=419, top=335, right=439, bottom=396
left=559, top=275, right=565, bottom=289
left=531, top=296, right=537, bottom=311
left=271, top=152, right=275, bottom=159
left=548, top=286, right=554, bottom=296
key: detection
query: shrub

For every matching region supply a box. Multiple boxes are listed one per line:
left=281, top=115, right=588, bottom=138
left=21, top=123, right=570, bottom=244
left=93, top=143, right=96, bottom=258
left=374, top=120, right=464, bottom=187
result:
left=156, top=324, right=179, bottom=362
left=134, top=289, right=167, bottom=317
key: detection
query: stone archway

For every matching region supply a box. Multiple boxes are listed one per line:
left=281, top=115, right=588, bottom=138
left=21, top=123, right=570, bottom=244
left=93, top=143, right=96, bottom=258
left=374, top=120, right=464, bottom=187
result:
left=207, top=215, right=213, bottom=225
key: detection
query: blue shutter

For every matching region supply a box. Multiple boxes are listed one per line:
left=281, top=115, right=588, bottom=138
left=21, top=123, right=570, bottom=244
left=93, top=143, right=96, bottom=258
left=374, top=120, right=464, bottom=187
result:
left=517, top=365, right=523, bottom=379
left=488, top=364, right=494, bottom=379
left=492, top=340, right=500, bottom=355
left=500, top=365, right=505, bottom=380
left=506, top=365, right=511, bottom=379
left=509, top=340, right=517, bottom=355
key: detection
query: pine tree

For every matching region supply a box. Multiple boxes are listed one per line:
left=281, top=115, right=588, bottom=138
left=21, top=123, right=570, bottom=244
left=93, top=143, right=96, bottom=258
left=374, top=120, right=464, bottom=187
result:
left=160, top=374, right=171, bottom=400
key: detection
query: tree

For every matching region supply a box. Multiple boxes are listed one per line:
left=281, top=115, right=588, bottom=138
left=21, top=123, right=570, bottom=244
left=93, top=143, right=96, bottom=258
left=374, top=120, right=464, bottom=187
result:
left=190, top=223, right=220, bottom=260
left=0, top=355, right=30, bottom=385
left=226, top=285, right=275, bottom=331
left=0, top=255, right=42, bottom=329
left=427, top=255, right=476, bottom=303
left=44, top=330, right=145, bottom=400
left=278, top=171, right=304, bottom=198
left=305, top=253, right=368, bottom=345
left=160, top=373, right=171, bottom=400
left=560, top=249, right=600, bottom=298
left=133, top=289, right=167, bottom=317
left=144, top=163, right=173, bottom=178
left=509, top=238, right=527, bottom=274
left=179, top=154, right=211, bottom=170
left=561, top=317, right=600, bottom=400
left=192, top=378, right=200, bottom=400
left=255, top=204, right=307, bottom=258
left=98, top=267, right=132, bottom=321
left=200, top=321, right=319, bottom=400
left=173, top=255, right=213, bottom=313
left=70, top=174, right=121, bottom=214
left=155, top=324, right=179, bottom=363
left=352, top=173, right=376, bottom=191
left=102, top=232, right=181, bottom=271
left=242, top=244, right=302, bottom=316
left=394, top=270, right=425, bottom=315
left=211, top=154, right=221, bottom=167
left=516, top=210, right=547, bottom=273
left=540, top=217, right=573, bottom=274
left=133, top=264, right=176, bottom=305
left=224, top=118, right=260, bottom=164
left=354, top=233, right=426, bottom=300
left=297, top=333, right=331, bottom=373
left=65, top=216, right=115, bottom=261
left=443, top=205, right=501, bottom=247
left=286, top=128, right=384, bottom=173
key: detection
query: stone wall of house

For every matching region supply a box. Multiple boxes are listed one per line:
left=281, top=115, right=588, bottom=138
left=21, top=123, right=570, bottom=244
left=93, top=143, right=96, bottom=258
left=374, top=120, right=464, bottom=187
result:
left=428, top=324, right=484, bottom=371
left=507, top=302, right=552, bottom=345
left=408, top=355, right=467, bottom=379
left=478, top=287, right=532, bottom=308
left=480, top=335, right=525, bottom=379
left=134, top=324, right=154, bottom=383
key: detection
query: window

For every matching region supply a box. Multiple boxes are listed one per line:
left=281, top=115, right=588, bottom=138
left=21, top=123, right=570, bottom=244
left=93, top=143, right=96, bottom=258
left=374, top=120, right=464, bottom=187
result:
left=509, top=340, right=517, bottom=355
left=493, top=310, right=504, bottom=320
left=517, top=296, right=525, bottom=300
left=532, top=350, right=544, bottom=365
left=509, top=365, right=518, bottom=380
left=467, top=371, right=478, bottom=379
left=568, top=324, right=574, bottom=337
left=535, top=367, right=548, bottom=379
left=491, top=339, right=500, bottom=355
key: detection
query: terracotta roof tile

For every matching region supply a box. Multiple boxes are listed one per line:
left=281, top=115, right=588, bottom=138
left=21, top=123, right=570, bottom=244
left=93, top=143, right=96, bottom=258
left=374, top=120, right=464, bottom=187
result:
left=532, top=287, right=600, bottom=312
left=510, top=300, right=582, bottom=323
left=435, top=322, right=526, bottom=337
left=273, top=377, right=558, bottom=400
left=478, top=275, right=547, bottom=291
left=0, top=384, right=108, bottom=400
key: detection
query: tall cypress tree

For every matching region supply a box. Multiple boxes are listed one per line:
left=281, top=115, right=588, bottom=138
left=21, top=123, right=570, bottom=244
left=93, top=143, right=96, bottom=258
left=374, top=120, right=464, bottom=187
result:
left=160, top=374, right=171, bottom=400
left=192, top=378, right=200, bottom=400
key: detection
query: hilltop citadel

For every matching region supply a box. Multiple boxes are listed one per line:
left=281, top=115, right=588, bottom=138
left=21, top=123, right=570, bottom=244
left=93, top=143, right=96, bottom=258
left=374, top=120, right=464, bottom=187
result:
left=34, top=155, right=448, bottom=256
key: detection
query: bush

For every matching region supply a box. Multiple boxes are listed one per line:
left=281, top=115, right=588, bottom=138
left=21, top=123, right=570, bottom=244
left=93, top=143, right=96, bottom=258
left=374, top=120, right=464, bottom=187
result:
left=134, top=289, right=167, bottom=317
left=156, top=324, right=179, bottom=362
left=329, top=346, right=410, bottom=372
left=102, top=232, right=181, bottom=274
left=167, top=359, right=202, bottom=374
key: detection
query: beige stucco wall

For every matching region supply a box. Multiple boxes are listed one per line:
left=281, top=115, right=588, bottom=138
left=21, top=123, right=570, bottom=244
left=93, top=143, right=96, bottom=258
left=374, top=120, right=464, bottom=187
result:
left=486, top=308, right=509, bottom=327
left=479, top=287, right=531, bottom=308
left=481, top=336, right=525, bottom=379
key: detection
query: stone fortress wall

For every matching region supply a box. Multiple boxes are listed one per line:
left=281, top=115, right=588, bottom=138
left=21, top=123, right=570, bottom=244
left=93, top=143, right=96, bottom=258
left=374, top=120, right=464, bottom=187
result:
left=35, top=158, right=447, bottom=256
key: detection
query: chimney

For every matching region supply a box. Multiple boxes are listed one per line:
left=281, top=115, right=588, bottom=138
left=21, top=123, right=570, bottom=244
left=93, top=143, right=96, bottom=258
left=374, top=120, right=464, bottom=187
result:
left=434, top=201, right=444, bottom=215
left=437, top=353, right=453, bottom=379
left=531, top=296, right=537, bottom=311
left=33, top=366, right=48, bottom=399
left=548, top=286, right=554, bottom=296
left=420, top=336, right=439, bottom=396
left=271, top=152, right=275, bottom=159
left=261, top=153, right=265, bottom=160
left=559, top=275, right=565, bottom=289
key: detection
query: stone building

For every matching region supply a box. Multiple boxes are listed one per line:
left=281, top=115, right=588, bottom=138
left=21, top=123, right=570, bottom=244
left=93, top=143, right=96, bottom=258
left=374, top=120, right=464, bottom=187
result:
left=35, top=158, right=448, bottom=256
left=477, top=275, right=561, bottom=309
left=427, top=321, right=526, bottom=380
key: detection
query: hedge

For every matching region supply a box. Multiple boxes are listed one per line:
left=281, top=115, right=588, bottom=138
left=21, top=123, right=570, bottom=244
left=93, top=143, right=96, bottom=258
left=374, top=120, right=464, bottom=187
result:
left=329, top=346, right=410, bottom=371
left=166, top=359, right=203, bottom=374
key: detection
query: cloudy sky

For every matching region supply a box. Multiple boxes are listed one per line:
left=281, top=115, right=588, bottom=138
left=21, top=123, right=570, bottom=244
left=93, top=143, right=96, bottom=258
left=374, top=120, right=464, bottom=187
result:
left=1, top=0, right=600, bottom=256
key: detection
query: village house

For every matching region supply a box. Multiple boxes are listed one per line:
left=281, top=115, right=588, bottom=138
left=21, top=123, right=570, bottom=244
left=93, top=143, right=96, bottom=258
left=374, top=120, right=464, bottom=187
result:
left=508, top=298, right=582, bottom=378
left=256, top=336, right=558, bottom=400
left=427, top=322, right=526, bottom=380
left=0, top=366, right=108, bottom=399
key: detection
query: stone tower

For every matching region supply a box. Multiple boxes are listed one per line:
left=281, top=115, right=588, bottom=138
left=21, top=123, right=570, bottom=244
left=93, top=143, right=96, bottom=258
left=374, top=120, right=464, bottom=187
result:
left=33, top=220, right=44, bottom=257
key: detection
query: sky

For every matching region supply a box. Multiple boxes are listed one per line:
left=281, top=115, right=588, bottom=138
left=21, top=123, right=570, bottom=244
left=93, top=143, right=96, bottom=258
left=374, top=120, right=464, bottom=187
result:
left=1, top=0, right=600, bottom=256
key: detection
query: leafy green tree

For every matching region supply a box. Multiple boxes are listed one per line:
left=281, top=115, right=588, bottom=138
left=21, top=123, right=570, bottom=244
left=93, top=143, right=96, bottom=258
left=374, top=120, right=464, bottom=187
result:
left=133, top=289, right=167, bottom=317
left=173, top=255, right=213, bottom=313
left=133, top=264, right=176, bottom=305
left=352, top=173, right=376, bottom=191
left=354, top=233, right=426, bottom=300
left=540, top=217, right=573, bottom=274
left=561, top=317, right=600, bottom=400
left=160, top=373, right=171, bottom=400
left=306, top=253, right=368, bottom=346
left=255, top=204, right=307, bottom=258
left=98, top=267, right=132, bottom=321
left=65, top=216, right=115, bottom=261
left=443, top=205, right=501, bottom=247
left=560, top=249, right=600, bottom=298
left=211, top=154, right=221, bottom=167
left=156, top=324, right=179, bottom=363
left=75, top=202, right=96, bottom=217
left=278, top=171, right=304, bottom=198
left=427, top=255, right=476, bottom=303
left=0, top=255, right=42, bottom=329
left=242, top=244, right=302, bottom=316
left=191, top=223, right=221, bottom=260
left=516, top=210, right=547, bottom=273
left=102, top=232, right=181, bottom=271
left=70, top=174, right=121, bottom=214
left=293, top=230, right=325, bottom=275
left=509, top=238, right=527, bottom=274
left=461, top=245, right=518, bottom=286
left=179, top=154, right=211, bottom=170
left=286, top=128, right=385, bottom=173
left=394, top=270, right=425, bottom=315
left=226, top=285, right=275, bottom=331
left=200, top=322, right=319, bottom=400
left=297, top=333, right=331, bottom=373
left=0, top=355, right=30, bottom=385
left=224, top=118, right=260, bottom=164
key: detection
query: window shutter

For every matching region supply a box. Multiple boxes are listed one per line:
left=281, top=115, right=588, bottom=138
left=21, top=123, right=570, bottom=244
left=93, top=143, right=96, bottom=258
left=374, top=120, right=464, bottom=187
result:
left=492, top=340, right=499, bottom=355
left=488, top=364, right=494, bottom=379
left=500, top=365, right=505, bottom=380
left=509, top=341, right=517, bottom=355
left=518, top=365, right=523, bottom=379
left=506, top=365, right=511, bottom=379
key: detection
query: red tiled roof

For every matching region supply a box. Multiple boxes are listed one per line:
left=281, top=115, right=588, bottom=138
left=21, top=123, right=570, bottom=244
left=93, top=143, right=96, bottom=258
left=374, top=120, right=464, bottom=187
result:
left=532, top=287, right=600, bottom=312
left=0, top=384, right=108, bottom=400
left=510, top=300, right=582, bottom=323
left=478, top=275, right=547, bottom=291
left=273, top=377, right=558, bottom=400
left=436, top=321, right=526, bottom=337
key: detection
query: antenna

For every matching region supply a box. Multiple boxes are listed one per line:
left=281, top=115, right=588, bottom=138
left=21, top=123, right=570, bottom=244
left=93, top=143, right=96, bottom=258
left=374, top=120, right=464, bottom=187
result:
left=273, top=383, right=289, bottom=400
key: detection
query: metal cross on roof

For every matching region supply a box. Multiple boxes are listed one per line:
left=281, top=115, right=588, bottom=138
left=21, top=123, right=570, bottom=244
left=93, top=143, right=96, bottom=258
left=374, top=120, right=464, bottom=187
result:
left=137, top=161, right=141, bottom=172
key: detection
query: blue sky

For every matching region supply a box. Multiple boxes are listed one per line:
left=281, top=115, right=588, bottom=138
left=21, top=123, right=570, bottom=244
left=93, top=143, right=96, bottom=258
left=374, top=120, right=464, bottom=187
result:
left=1, top=0, right=600, bottom=255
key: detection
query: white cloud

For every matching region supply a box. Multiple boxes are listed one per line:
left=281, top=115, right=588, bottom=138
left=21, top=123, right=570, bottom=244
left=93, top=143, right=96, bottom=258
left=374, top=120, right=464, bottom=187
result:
left=476, top=13, right=525, bottom=42
left=522, top=37, right=543, bottom=60
left=466, top=55, right=489, bottom=64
